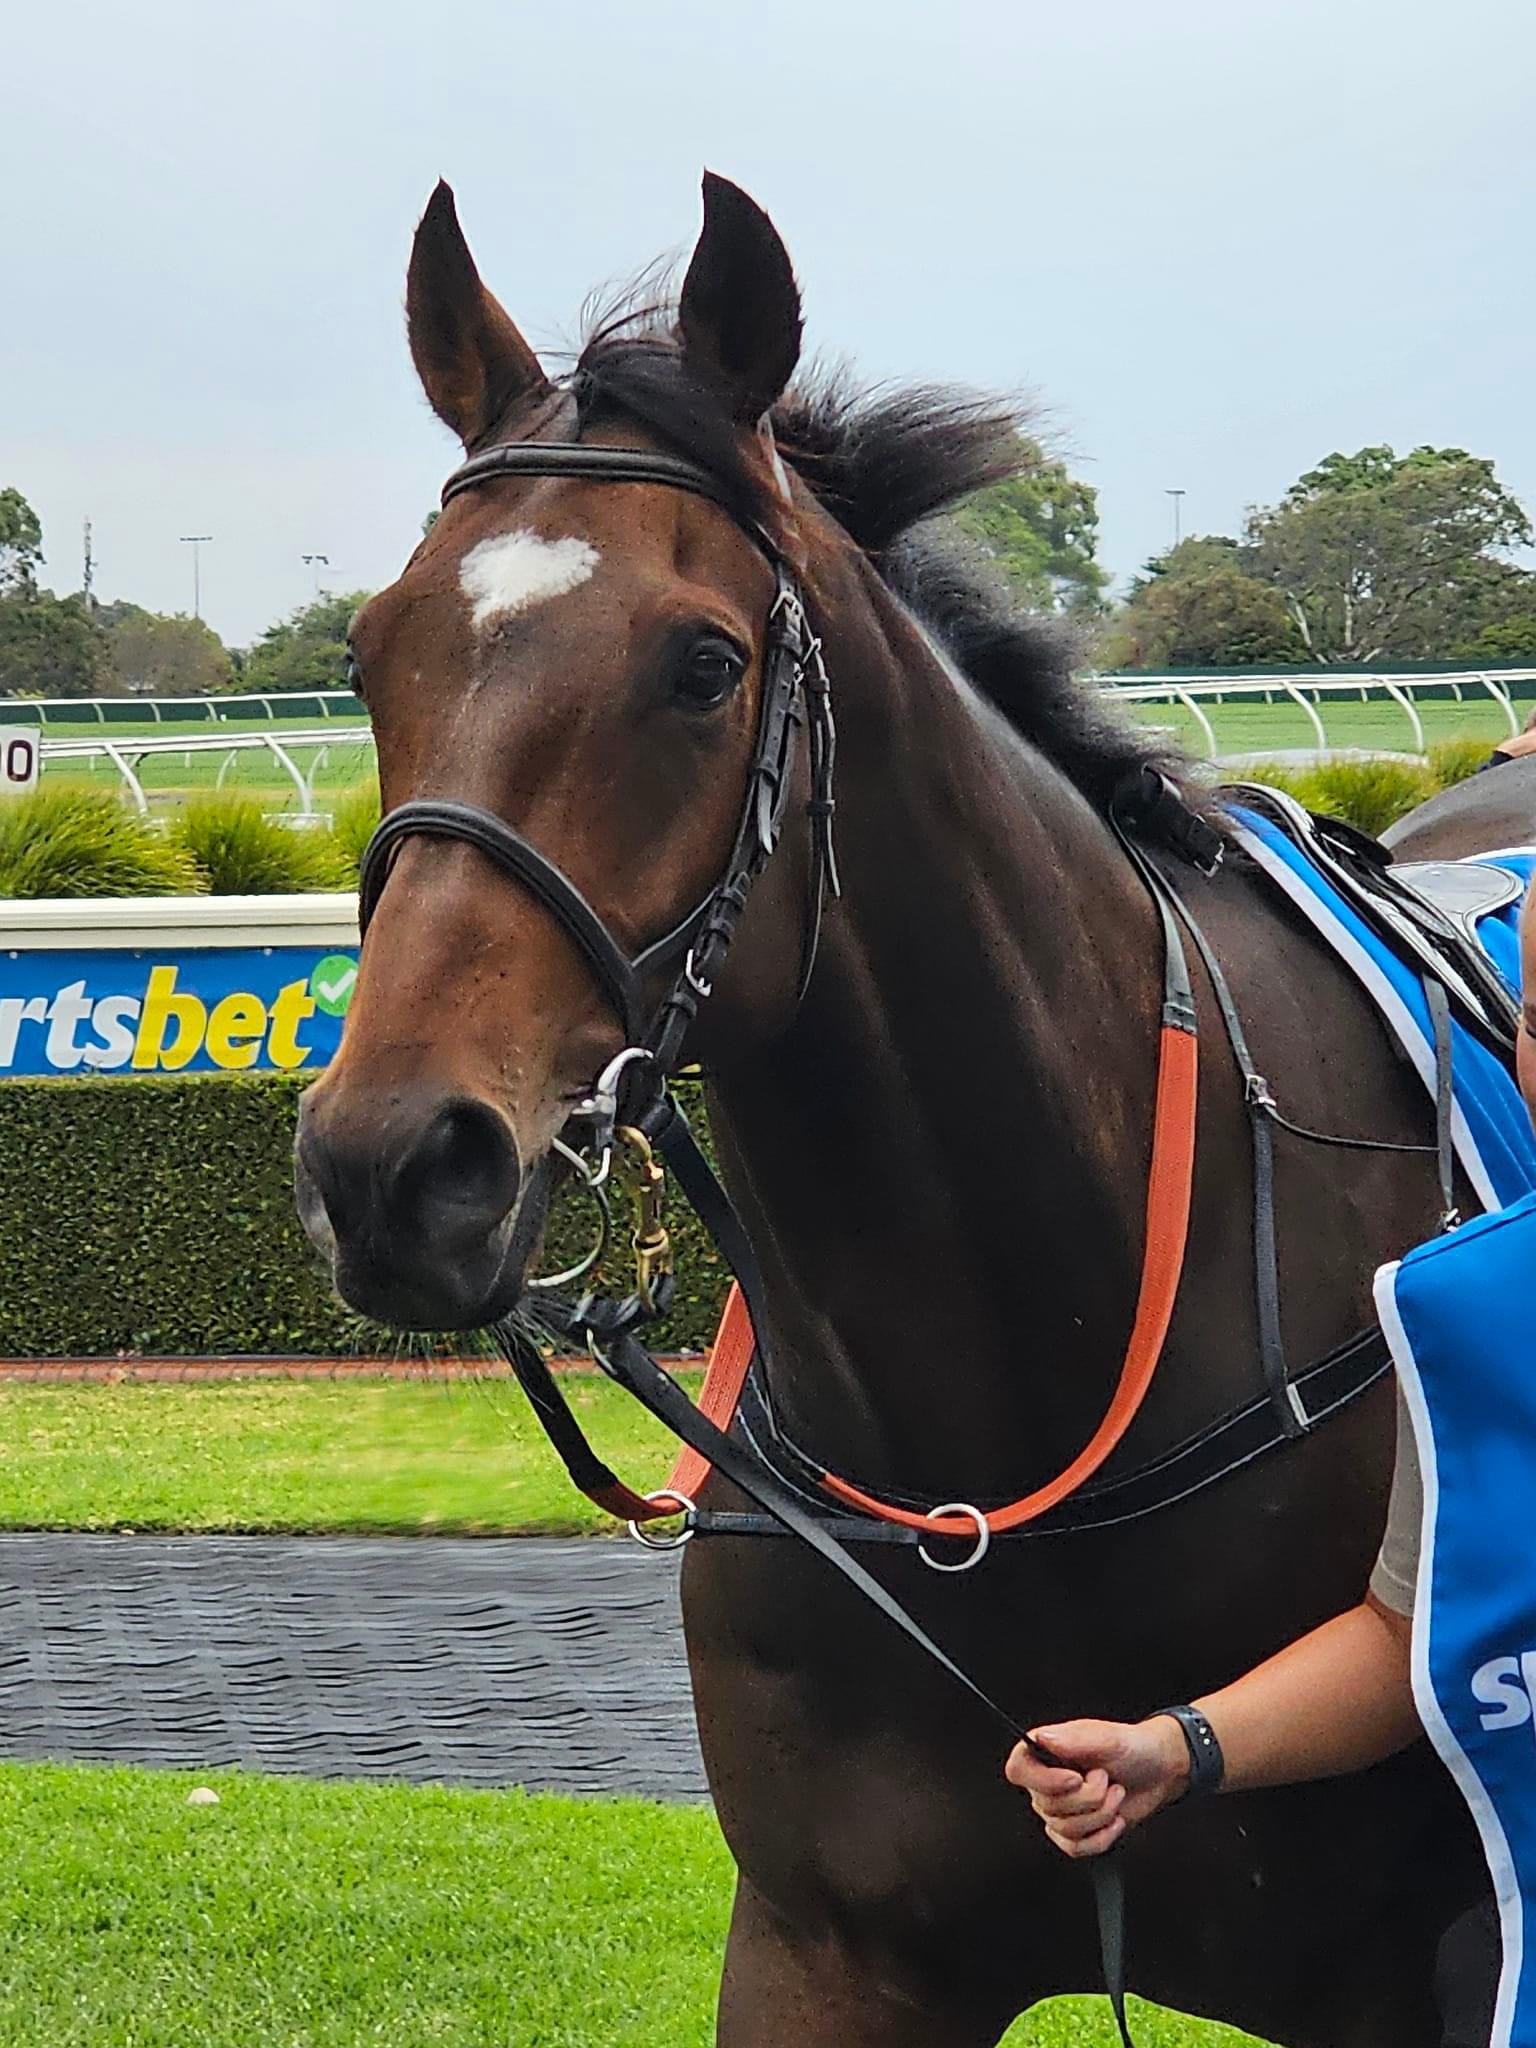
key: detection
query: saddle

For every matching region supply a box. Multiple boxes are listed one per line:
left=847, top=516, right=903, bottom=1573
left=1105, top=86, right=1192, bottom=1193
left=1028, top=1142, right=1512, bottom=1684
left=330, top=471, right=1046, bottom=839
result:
left=1222, top=782, right=1522, bottom=1065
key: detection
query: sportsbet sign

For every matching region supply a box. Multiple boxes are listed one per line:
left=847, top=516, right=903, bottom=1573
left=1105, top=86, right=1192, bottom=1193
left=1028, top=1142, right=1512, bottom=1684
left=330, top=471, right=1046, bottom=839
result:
left=0, top=894, right=359, bottom=1078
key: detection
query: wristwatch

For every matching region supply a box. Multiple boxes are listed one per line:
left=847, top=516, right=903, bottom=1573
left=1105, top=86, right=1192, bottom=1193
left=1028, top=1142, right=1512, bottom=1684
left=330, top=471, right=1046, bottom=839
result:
left=1153, top=1704, right=1226, bottom=1796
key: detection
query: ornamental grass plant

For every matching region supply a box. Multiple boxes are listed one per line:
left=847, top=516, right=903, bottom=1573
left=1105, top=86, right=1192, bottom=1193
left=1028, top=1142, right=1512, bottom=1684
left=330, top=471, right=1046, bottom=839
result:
left=171, top=795, right=347, bottom=895
left=1233, top=757, right=1436, bottom=838
left=1427, top=734, right=1498, bottom=790
left=0, top=787, right=202, bottom=898
left=324, top=779, right=381, bottom=886
left=1287, top=757, right=1435, bottom=839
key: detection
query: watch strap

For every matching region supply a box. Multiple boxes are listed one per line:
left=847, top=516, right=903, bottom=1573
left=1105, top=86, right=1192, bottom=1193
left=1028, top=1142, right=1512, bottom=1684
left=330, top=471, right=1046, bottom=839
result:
left=1153, top=1703, right=1225, bottom=1796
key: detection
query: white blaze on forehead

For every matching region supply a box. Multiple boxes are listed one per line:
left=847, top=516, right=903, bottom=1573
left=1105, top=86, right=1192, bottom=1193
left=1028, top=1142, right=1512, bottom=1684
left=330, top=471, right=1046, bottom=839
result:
left=459, top=528, right=600, bottom=629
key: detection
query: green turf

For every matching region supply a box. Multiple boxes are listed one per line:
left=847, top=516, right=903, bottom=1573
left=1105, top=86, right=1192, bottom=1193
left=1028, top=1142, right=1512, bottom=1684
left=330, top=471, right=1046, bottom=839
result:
left=0, top=1374, right=696, bottom=1535
left=0, top=1760, right=1267, bottom=2047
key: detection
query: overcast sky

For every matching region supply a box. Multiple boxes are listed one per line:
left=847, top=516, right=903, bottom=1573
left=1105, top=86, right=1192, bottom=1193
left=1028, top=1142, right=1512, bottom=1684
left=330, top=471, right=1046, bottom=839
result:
left=5, top=0, right=1534, bottom=647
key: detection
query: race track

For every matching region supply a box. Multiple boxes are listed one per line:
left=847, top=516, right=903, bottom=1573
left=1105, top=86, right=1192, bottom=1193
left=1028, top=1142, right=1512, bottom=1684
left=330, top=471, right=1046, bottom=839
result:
left=0, top=1534, right=705, bottom=1799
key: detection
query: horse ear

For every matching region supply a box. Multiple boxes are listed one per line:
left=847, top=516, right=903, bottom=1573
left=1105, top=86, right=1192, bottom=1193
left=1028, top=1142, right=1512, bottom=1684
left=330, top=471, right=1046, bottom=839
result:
left=678, top=173, right=802, bottom=424
left=407, top=182, right=549, bottom=446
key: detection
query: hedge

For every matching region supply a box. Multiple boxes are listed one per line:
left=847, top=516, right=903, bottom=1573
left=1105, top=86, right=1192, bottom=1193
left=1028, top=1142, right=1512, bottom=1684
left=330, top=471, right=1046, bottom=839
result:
left=0, top=1074, right=729, bottom=1357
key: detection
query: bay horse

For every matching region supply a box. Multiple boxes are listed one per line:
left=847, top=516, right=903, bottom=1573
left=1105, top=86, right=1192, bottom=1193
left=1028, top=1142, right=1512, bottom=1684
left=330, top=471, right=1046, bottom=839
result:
left=296, top=174, right=1522, bottom=2046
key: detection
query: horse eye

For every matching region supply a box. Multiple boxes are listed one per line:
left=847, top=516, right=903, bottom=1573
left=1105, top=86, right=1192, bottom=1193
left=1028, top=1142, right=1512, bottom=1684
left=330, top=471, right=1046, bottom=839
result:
left=675, top=637, right=745, bottom=712
left=342, top=650, right=364, bottom=699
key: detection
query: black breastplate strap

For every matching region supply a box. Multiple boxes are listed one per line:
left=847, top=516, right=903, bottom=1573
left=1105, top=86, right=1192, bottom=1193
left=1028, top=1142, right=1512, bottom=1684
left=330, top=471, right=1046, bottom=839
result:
left=357, top=442, right=840, bottom=1090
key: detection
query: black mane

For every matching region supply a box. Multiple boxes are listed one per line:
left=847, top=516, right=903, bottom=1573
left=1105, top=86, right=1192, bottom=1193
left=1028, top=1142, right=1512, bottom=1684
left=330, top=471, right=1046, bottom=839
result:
left=575, top=315, right=1192, bottom=813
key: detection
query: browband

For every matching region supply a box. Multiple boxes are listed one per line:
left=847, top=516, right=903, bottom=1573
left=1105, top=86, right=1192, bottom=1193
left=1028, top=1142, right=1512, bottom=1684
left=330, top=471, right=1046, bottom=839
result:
left=441, top=442, right=782, bottom=563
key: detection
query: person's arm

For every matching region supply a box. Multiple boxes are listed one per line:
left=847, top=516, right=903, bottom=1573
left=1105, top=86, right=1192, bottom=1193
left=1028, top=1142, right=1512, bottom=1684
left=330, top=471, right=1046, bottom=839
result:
left=1484, top=711, right=1536, bottom=767
left=1005, top=1596, right=1416, bottom=1858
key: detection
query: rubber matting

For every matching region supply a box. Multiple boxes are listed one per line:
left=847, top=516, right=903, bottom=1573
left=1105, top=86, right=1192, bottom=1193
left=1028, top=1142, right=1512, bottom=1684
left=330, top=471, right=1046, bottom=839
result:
left=0, top=1534, right=705, bottom=1798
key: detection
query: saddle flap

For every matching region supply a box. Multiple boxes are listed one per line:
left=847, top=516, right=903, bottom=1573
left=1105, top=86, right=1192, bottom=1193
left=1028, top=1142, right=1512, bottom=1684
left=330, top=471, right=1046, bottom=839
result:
left=1393, top=860, right=1526, bottom=943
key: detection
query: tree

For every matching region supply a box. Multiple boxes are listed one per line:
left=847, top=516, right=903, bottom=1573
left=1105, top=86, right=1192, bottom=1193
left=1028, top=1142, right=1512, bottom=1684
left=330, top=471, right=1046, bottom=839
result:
left=0, top=488, right=43, bottom=596
left=242, top=590, right=371, bottom=695
left=1099, top=559, right=1303, bottom=670
left=1247, top=445, right=1532, bottom=664
left=1127, top=534, right=1246, bottom=594
left=0, top=593, right=112, bottom=698
left=100, top=604, right=234, bottom=697
left=1450, top=615, right=1536, bottom=664
left=955, top=459, right=1107, bottom=615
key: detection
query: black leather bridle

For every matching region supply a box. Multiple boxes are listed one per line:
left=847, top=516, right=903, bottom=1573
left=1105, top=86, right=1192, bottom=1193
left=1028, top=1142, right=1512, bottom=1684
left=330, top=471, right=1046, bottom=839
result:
left=357, top=440, right=841, bottom=1123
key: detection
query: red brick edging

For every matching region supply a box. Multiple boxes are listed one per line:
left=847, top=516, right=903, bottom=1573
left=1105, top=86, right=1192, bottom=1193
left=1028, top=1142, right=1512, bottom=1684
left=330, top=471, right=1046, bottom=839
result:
left=0, top=1355, right=699, bottom=1385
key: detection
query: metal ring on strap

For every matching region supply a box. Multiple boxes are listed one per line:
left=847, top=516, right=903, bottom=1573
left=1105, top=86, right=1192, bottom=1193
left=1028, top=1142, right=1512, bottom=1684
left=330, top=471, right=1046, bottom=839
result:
left=916, top=1501, right=991, bottom=1574
left=626, top=1490, right=697, bottom=1550
left=526, top=1138, right=613, bottom=1291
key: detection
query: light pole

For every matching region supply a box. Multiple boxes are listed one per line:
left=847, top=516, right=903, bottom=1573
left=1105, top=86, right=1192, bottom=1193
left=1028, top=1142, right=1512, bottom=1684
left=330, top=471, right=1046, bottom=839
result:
left=179, top=535, right=212, bottom=621
left=1164, top=490, right=1186, bottom=549
left=301, top=552, right=331, bottom=599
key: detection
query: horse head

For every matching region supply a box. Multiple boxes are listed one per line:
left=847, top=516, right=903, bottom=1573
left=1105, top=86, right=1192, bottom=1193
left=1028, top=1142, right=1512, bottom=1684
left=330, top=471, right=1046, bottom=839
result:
left=295, top=175, right=821, bottom=1328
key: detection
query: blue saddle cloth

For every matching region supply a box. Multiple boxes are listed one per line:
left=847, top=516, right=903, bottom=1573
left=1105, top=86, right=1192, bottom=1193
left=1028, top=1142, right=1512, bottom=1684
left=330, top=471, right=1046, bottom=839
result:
left=1229, top=808, right=1536, bottom=1210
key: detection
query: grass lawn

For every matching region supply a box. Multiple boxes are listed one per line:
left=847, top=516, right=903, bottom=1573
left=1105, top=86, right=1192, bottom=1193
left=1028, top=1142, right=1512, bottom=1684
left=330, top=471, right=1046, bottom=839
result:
left=0, top=1760, right=1267, bottom=2048
left=0, top=1375, right=694, bottom=1535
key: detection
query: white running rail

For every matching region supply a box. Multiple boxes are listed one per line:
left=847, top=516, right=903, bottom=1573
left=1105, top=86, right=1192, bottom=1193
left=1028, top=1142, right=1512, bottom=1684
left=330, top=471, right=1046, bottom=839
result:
left=1100, top=669, right=1536, bottom=759
left=39, top=726, right=374, bottom=815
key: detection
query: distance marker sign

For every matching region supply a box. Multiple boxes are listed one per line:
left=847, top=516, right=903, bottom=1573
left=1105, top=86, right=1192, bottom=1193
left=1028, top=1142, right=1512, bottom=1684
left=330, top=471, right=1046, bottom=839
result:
left=0, top=729, right=40, bottom=798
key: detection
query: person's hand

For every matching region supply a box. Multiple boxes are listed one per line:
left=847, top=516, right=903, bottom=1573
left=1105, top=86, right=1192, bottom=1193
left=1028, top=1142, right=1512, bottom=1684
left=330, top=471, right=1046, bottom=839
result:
left=1005, top=1716, right=1193, bottom=1858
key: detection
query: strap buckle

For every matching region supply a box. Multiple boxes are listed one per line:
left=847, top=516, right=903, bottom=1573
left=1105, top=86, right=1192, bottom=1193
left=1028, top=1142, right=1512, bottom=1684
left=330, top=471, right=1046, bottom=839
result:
left=1244, top=1073, right=1277, bottom=1112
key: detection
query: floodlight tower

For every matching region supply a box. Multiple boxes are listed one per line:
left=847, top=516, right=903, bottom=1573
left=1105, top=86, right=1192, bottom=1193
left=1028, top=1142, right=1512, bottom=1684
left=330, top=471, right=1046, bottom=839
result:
left=180, top=535, right=213, bottom=620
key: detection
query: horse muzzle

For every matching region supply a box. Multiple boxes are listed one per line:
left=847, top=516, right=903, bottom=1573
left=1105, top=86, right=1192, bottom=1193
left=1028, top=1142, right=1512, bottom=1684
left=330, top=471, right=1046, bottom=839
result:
left=294, top=1084, right=549, bottom=1329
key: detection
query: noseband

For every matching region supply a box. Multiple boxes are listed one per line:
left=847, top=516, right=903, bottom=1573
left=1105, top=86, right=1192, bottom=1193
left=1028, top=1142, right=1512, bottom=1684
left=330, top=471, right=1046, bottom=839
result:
left=357, top=440, right=839, bottom=1127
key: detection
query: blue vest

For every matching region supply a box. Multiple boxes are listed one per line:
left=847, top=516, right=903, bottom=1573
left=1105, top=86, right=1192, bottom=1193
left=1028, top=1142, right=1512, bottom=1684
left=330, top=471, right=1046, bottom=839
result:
left=1241, top=831, right=1536, bottom=2043
left=1380, top=1189, right=1536, bottom=2047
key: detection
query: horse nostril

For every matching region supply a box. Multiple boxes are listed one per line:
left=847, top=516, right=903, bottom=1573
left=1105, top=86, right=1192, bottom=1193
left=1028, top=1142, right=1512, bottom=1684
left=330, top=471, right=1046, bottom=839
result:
left=398, top=1097, right=522, bottom=1229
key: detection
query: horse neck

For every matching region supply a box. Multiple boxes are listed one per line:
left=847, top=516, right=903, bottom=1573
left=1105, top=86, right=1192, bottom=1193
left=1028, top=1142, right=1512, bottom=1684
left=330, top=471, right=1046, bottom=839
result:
left=707, top=557, right=1173, bottom=1497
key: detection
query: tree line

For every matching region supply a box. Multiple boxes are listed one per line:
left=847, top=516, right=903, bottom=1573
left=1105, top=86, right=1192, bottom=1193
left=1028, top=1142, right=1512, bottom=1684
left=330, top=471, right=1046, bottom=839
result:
left=957, top=442, right=1536, bottom=670
left=5, top=439, right=1534, bottom=699
left=0, top=487, right=365, bottom=701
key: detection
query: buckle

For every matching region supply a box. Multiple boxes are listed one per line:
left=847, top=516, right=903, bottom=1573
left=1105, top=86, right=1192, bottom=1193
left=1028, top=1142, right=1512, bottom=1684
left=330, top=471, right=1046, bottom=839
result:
left=1244, top=1073, right=1277, bottom=1112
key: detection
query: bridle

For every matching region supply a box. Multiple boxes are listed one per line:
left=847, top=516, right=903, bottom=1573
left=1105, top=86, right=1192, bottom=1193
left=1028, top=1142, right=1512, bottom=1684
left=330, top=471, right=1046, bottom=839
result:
left=358, top=439, right=841, bottom=1158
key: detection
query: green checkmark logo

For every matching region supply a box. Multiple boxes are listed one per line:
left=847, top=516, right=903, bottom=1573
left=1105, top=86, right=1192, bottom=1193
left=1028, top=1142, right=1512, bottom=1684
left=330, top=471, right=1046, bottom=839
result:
left=309, top=954, right=359, bottom=1017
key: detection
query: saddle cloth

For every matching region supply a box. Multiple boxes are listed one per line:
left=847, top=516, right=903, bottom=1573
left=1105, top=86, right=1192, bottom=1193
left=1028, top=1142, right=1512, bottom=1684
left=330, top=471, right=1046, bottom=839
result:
left=1225, top=795, right=1536, bottom=1211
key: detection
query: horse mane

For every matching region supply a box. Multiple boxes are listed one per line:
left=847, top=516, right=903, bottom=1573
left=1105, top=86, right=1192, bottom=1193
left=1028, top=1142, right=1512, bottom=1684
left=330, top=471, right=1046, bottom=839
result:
left=574, top=304, right=1195, bottom=813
